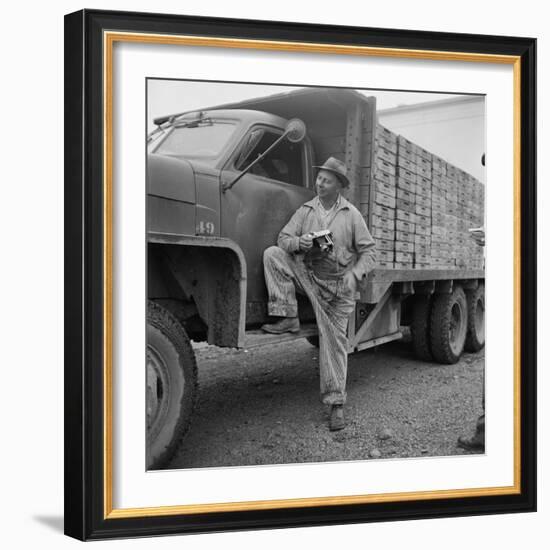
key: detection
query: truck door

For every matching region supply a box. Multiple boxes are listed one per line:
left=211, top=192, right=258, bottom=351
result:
left=220, top=125, right=315, bottom=310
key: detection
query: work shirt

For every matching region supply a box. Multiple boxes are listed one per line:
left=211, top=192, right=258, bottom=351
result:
left=277, top=195, right=377, bottom=281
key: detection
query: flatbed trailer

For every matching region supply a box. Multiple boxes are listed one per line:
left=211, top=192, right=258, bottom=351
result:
left=244, top=268, right=484, bottom=357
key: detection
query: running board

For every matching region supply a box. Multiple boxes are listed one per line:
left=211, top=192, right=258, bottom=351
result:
left=244, top=323, right=318, bottom=348
left=354, top=331, right=403, bottom=352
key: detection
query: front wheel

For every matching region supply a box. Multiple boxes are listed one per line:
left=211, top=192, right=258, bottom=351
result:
left=147, top=301, right=198, bottom=470
left=430, top=286, right=468, bottom=364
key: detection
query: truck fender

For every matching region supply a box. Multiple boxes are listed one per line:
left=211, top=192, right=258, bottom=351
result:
left=148, top=233, right=247, bottom=348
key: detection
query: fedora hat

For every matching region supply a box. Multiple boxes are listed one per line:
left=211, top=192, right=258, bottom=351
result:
left=313, top=157, right=350, bottom=188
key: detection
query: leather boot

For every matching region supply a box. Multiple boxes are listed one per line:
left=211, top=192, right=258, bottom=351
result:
left=261, top=317, right=300, bottom=334
left=329, top=405, right=345, bottom=431
left=457, top=414, right=485, bottom=450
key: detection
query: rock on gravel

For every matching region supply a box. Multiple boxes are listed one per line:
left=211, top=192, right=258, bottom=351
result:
left=369, top=449, right=382, bottom=459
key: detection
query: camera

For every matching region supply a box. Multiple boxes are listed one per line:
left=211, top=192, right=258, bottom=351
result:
left=310, top=229, right=334, bottom=253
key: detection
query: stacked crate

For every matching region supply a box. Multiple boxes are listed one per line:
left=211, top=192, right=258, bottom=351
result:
left=394, top=136, right=417, bottom=269
left=369, top=125, right=398, bottom=268
left=430, top=157, right=454, bottom=269
left=459, top=173, right=485, bottom=269
left=365, top=126, right=485, bottom=272
left=430, top=157, right=485, bottom=270
left=413, top=145, right=433, bottom=269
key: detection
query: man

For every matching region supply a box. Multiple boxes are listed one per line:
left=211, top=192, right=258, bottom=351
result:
left=457, top=226, right=486, bottom=451
left=261, top=157, right=376, bottom=431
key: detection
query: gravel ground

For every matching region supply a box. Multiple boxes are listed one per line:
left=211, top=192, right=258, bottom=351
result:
left=165, top=335, right=484, bottom=470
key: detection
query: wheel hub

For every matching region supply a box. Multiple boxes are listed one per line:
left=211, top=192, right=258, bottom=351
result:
left=146, top=346, right=170, bottom=436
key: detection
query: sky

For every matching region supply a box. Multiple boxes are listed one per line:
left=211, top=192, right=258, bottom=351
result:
left=147, top=79, right=467, bottom=133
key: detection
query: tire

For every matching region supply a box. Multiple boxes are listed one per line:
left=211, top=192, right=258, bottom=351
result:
left=410, top=295, right=433, bottom=361
left=430, top=285, right=468, bottom=364
left=465, top=283, right=485, bottom=352
left=147, top=301, right=198, bottom=470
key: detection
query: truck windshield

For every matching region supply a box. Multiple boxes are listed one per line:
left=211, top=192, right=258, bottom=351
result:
left=154, top=121, right=237, bottom=159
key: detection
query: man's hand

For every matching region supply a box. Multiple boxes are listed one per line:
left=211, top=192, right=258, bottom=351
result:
left=469, top=228, right=486, bottom=247
left=299, top=233, right=313, bottom=251
left=343, top=271, right=357, bottom=294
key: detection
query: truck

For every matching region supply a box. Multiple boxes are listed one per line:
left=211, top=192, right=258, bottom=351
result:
left=146, top=87, right=485, bottom=469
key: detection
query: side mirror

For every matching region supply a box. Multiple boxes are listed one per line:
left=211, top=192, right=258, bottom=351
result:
left=285, top=118, right=306, bottom=143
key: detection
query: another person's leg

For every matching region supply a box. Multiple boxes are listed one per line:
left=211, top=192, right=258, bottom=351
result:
left=458, top=364, right=485, bottom=450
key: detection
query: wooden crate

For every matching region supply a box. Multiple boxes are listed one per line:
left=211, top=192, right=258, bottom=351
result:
left=416, top=195, right=431, bottom=209
left=397, top=188, right=415, bottom=203
left=376, top=137, right=398, bottom=154
left=396, top=166, right=416, bottom=184
left=395, top=251, right=414, bottom=262
left=372, top=169, right=396, bottom=187
left=396, top=197, right=415, bottom=214
left=375, top=147, right=396, bottom=165
left=416, top=224, right=431, bottom=236
left=398, top=135, right=415, bottom=153
left=372, top=203, right=395, bottom=219
left=372, top=226, right=395, bottom=241
left=415, top=183, right=432, bottom=197
left=431, top=195, right=446, bottom=211
left=375, top=158, right=397, bottom=177
left=376, top=124, right=398, bottom=144
left=415, top=203, right=431, bottom=218
left=415, top=252, right=431, bottom=263
left=374, top=238, right=395, bottom=251
left=374, top=191, right=396, bottom=209
left=397, top=156, right=416, bottom=173
left=371, top=214, right=395, bottom=231
left=415, top=145, right=432, bottom=161
left=396, top=176, right=415, bottom=194
left=397, top=148, right=416, bottom=163
left=431, top=232, right=449, bottom=244
left=432, top=156, right=446, bottom=174
left=395, top=230, right=415, bottom=243
left=376, top=249, right=394, bottom=262
left=417, top=166, right=431, bottom=179
left=396, top=208, right=417, bottom=224
left=396, top=219, right=416, bottom=233
left=376, top=261, right=395, bottom=269
left=414, top=234, right=431, bottom=246
left=415, top=155, right=432, bottom=170
left=433, top=211, right=446, bottom=226
left=432, top=186, right=446, bottom=200
left=415, top=213, right=431, bottom=227
left=374, top=178, right=396, bottom=198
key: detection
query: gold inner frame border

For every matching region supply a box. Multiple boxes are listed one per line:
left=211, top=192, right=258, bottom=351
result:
left=102, top=30, right=522, bottom=519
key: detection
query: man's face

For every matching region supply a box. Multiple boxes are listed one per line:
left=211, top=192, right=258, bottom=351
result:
left=315, top=169, right=342, bottom=200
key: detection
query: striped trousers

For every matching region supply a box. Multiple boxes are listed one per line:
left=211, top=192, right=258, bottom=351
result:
left=263, top=246, right=356, bottom=405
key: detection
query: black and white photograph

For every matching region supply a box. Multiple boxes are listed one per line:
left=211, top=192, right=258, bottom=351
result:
left=145, top=80, right=486, bottom=471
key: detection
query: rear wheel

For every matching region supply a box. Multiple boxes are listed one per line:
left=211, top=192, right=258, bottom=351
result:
left=465, top=283, right=485, bottom=352
left=430, top=286, right=468, bottom=364
left=147, top=301, right=198, bottom=469
left=410, top=295, right=433, bottom=361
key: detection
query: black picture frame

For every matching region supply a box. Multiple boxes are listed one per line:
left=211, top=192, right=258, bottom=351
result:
left=64, top=8, right=536, bottom=541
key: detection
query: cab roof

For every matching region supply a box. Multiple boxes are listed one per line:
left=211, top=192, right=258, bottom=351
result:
left=154, top=87, right=370, bottom=127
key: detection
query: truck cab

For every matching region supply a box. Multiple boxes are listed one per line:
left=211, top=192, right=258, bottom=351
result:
left=147, top=107, right=318, bottom=340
